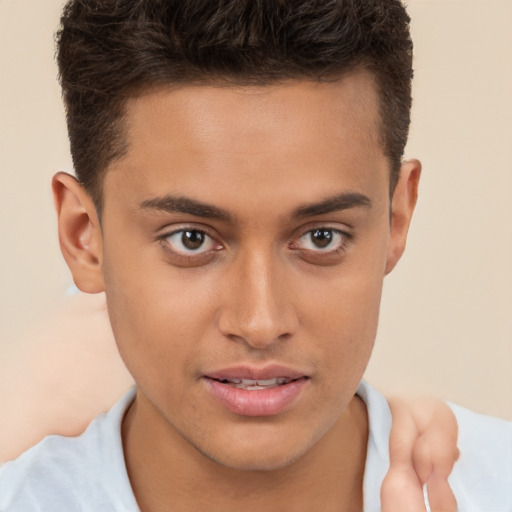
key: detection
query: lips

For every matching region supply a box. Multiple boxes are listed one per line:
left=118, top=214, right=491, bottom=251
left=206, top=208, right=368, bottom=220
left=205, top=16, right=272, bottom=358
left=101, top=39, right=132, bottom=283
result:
left=203, top=365, right=309, bottom=416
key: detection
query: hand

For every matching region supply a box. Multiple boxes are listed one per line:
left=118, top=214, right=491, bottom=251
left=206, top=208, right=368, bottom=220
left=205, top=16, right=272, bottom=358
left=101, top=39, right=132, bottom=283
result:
left=382, top=396, right=459, bottom=512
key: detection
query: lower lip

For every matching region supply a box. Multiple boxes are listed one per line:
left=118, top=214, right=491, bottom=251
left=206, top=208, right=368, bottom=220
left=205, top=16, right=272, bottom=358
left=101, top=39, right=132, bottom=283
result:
left=203, top=378, right=309, bottom=417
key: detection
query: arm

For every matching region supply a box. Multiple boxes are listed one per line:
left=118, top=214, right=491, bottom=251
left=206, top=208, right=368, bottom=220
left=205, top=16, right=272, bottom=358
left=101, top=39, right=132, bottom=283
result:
left=0, top=292, right=133, bottom=462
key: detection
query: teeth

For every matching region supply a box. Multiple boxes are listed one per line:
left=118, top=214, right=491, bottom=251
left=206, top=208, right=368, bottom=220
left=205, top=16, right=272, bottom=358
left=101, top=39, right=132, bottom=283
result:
left=219, top=377, right=292, bottom=389
left=243, top=378, right=275, bottom=386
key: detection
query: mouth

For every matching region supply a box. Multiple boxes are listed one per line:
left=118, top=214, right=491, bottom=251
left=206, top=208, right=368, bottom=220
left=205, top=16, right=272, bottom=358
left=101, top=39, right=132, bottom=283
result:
left=202, top=366, right=310, bottom=416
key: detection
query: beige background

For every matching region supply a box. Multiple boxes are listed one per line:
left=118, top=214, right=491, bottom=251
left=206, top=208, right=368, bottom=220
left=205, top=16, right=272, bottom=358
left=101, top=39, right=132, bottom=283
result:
left=1, top=0, right=511, bottom=420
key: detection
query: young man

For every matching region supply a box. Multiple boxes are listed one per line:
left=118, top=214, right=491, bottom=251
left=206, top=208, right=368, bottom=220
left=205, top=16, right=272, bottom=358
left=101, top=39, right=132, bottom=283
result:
left=0, top=1, right=510, bottom=511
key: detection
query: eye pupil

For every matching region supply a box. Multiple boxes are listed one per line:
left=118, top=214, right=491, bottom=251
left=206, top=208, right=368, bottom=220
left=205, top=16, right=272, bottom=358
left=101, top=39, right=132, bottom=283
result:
left=311, top=229, right=333, bottom=248
left=182, top=230, right=204, bottom=250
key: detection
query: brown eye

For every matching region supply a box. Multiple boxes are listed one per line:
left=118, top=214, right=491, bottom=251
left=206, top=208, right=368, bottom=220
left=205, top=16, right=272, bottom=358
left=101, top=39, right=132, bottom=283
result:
left=164, top=229, right=218, bottom=254
left=310, top=229, right=333, bottom=249
left=181, top=230, right=205, bottom=250
left=294, top=228, right=347, bottom=252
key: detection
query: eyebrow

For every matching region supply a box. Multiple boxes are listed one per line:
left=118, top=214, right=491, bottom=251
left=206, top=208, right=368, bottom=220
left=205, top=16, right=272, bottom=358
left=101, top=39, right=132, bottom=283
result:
left=139, top=190, right=371, bottom=222
left=140, top=195, right=233, bottom=222
left=292, top=192, right=372, bottom=218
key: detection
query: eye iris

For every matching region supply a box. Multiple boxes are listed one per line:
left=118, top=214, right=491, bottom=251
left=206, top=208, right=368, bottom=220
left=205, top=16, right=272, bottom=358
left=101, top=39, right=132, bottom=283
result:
left=311, top=229, right=333, bottom=248
left=182, top=230, right=205, bottom=250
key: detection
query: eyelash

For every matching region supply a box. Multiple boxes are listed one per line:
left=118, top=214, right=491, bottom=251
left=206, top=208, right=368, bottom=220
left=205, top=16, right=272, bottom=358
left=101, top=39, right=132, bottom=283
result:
left=288, top=227, right=353, bottom=265
left=291, top=228, right=351, bottom=251
left=158, top=227, right=222, bottom=265
left=158, top=225, right=353, bottom=266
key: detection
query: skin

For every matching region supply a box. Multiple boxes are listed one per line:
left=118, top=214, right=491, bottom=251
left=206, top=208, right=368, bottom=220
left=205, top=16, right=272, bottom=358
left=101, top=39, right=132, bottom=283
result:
left=384, top=397, right=458, bottom=512
left=53, top=70, right=425, bottom=511
left=0, top=292, right=133, bottom=462
left=0, top=301, right=456, bottom=512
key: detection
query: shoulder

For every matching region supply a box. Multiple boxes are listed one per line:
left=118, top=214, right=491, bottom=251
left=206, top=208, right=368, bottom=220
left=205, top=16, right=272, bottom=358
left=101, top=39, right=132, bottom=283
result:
left=1, top=432, right=101, bottom=510
left=448, top=402, right=512, bottom=512
left=0, top=388, right=139, bottom=512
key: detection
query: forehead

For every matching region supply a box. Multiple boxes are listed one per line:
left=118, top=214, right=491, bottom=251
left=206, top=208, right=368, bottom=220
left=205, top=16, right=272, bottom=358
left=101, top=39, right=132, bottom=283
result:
left=105, top=72, right=388, bottom=216
left=125, top=71, right=381, bottom=153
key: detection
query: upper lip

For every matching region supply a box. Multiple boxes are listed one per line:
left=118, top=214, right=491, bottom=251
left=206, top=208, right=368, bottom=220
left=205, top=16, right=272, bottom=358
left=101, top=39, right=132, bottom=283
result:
left=204, top=364, right=308, bottom=381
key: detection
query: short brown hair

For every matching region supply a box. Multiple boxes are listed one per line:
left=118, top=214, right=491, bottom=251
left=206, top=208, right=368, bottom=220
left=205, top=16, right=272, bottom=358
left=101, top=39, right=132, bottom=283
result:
left=56, top=0, right=413, bottom=209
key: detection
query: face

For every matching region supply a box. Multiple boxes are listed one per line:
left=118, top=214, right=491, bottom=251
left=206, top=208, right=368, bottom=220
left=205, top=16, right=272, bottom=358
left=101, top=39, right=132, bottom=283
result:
left=57, top=71, right=419, bottom=471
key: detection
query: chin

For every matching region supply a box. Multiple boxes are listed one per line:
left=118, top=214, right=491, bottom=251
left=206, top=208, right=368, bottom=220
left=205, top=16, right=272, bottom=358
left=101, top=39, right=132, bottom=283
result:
left=196, top=426, right=317, bottom=473
left=205, top=446, right=308, bottom=473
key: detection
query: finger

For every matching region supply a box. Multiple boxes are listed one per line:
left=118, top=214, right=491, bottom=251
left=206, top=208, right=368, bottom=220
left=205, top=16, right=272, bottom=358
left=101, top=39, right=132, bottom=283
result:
left=413, top=428, right=459, bottom=484
left=381, top=468, right=427, bottom=512
left=388, top=398, right=419, bottom=465
left=385, top=398, right=426, bottom=512
left=426, top=471, right=458, bottom=512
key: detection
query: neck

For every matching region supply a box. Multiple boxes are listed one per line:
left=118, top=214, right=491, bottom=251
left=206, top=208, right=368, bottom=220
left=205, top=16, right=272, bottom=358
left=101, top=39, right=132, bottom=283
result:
left=122, top=392, right=368, bottom=512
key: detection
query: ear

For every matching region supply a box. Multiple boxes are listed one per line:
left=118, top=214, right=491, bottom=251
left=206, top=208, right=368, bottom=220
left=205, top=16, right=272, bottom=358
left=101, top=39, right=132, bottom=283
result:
left=52, top=172, right=105, bottom=293
left=385, top=159, right=422, bottom=275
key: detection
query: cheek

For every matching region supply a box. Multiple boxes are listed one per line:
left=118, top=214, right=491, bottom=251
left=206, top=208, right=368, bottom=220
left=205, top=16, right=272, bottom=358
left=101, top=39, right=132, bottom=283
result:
left=303, top=280, right=381, bottom=426
left=297, top=247, right=385, bottom=383
left=102, top=250, right=221, bottom=389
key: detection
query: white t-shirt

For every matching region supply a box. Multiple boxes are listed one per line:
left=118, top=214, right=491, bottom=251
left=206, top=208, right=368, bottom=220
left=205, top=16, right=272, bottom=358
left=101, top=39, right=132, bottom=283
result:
left=1, top=381, right=511, bottom=512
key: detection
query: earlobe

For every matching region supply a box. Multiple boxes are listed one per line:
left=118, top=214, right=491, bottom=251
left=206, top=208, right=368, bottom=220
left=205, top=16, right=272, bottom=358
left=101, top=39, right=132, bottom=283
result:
left=385, top=159, right=421, bottom=275
left=52, top=172, right=105, bottom=293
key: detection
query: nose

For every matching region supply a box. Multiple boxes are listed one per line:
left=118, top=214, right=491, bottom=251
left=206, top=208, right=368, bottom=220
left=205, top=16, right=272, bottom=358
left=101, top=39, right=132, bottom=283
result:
left=217, top=250, right=298, bottom=350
